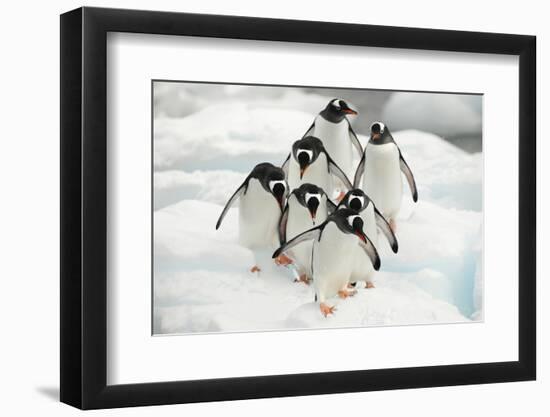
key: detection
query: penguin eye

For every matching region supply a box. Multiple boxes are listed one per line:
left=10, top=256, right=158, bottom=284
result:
left=347, top=215, right=360, bottom=229
left=269, top=180, right=286, bottom=192
left=349, top=195, right=365, bottom=209
left=305, top=193, right=321, bottom=205
left=371, top=121, right=385, bottom=134
left=296, top=149, right=313, bottom=161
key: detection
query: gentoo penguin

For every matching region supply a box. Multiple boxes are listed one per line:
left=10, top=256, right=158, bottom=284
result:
left=273, top=208, right=381, bottom=317
left=281, top=136, right=352, bottom=198
left=216, top=162, right=287, bottom=273
left=354, top=122, right=418, bottom=232
left=302, top=98, right=363, bottom=186
left=278, top=183, right=337, bottom=284
left=337, top=189, right=398, bottom=288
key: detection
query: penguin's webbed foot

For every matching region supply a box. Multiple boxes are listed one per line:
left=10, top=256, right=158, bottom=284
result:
left=338, top=289, right=357, bottom=299
left=250, top=265, right=261, bottom=273
left=274, top=253, right=293, bottom=266
left=365, top=281, right=375, bottom=289
left=320, top=303, right=336, bottom=317
left=294, top=273, right=311, bottom=285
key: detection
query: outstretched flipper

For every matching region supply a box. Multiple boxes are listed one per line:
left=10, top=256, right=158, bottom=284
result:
left=347, top=120, right=363, bottom=157
left=272, top=224, right=324, bottom=259
left=326, top=199, right=338, bottom=215
left=353, top=151, right=366, bottom=188
left=399, top=151, right=418, bottom=202
left=358, top=235, right=381, bottom=271
left=215, top=181, right=247, bottom=229
left=281, top=153, right=290, bottom=177
left=278, top=203, right=290, bottom=244
left=374, top=205, right=399, bottom=253
left=325, top=153, right=353, bottom=190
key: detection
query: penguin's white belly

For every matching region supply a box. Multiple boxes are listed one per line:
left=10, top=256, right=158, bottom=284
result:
left=313, top=116, right=353, bottom=179
left=238, top=179, right=280, bottom=249
left=363, top=143, right=402, bottom=218
left=313, top=223, right=356, bottom=302
left=288, top=154, right=332, bottom=195
left=350, top=205, right=378, bottom=283
left=286, top=203, right=328, bottom=276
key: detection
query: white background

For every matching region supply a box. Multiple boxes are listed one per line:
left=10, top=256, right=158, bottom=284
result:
left=0, top=0, right=545, bottom=415
left=108, top=34, right=517, bottom=384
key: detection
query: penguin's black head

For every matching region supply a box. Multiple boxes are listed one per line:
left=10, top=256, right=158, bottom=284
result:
left=292, top=183, right=325, bottom=223
left=340, top=189, right=370, bottom=212
left=332, top=208, right=368, bottom=243
left=323, top=98, right=358, bottom=122
left=253, top=162, right=288, bottom=210
left=292, top=136, right=323, bottom=179
left=370, top=121, right=391, bottom=143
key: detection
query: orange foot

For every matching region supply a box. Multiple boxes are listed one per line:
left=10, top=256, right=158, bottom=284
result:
left=366, top=281, right=375, bottom=289
left=274, top=253, right=293, bottom=266
left=338, top=289, right=357, bottom=299
left=336, top=190, right=346, bottom=202
left=294, top=274, right=310, bottom=285
left=250, top=265, right=261, bottom=273
left=320, top=302, right=336, bottom=317
left=389, top=218, right=397, bottom=233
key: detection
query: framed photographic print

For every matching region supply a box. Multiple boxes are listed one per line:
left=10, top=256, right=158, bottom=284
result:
left=60, top=6, right=536, bottom=409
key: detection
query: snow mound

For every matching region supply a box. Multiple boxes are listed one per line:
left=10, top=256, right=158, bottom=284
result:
left=154, top=103, right=313, bottom=172
left=382, top=93, right=482, bottom=139
left=154, top=199, right=474, bottom=334
left=394, top=130, right=482, bottom=211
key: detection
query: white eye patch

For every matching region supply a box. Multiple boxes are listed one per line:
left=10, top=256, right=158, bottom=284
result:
left=347, top=214, right=361, bottom=228
left=331, top=99, right=341, bottom=109
left=296, top=149, right=313, bottom=161
left=349, top=195, right=365, bottom=208
left=269, top=180, right=286, bottom=192
left=371, top=121, right=385, bottom=134
left=305, top=193, right=321, bottom=205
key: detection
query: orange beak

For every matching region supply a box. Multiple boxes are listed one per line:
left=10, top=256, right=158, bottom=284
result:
left=355, top=231, right=367, bottom=243
left=344, top=109, right=358, bottom=115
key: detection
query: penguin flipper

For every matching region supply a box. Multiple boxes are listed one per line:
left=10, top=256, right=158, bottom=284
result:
left=399, top=151, right=418, bottom=202
left=347, top=121, right=363, bottom=157
left=278, top=204, right=289, bottom=244
left=358, top=235, right=381, bottom=271
left=302, top=121, right=315, bottom=138
left=353, top=152, right=366, bottom=188
left=215, top=181, right=247, bottom=230
left=281, top=153, right=291, bottom=177
left=374, top=205, right=398, bottom=253
left=326, top=199, right=338, bottom=215
left=326, top=154, right=353, bottom=190
left=272, top=224, right=324, bottom=259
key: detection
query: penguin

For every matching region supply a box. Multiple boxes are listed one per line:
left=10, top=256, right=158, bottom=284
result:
left=336, top=189, right=398, bottom=289
left=354, top=121, right=418, bottom=232
left=278, top=183, right=337, bottom=284
left=273, top=208, right=381, bottom=317
left=301, top=98, right=363, bottom=189
left=216, top=162, right=288, bottom=273
left=281, top=136, right=352, bottom=198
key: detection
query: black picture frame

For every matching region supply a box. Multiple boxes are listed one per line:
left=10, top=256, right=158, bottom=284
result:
left=60, top=6, right=536, bottom=410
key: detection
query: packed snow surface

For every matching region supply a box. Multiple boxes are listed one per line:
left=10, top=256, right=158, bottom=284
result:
left=153, top=102, right=482, bottom=335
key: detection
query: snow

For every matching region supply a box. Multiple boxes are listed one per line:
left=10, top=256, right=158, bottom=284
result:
left=382, top=93, right=482, bottom=139
left=153, top=99, right=483, bottom=335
